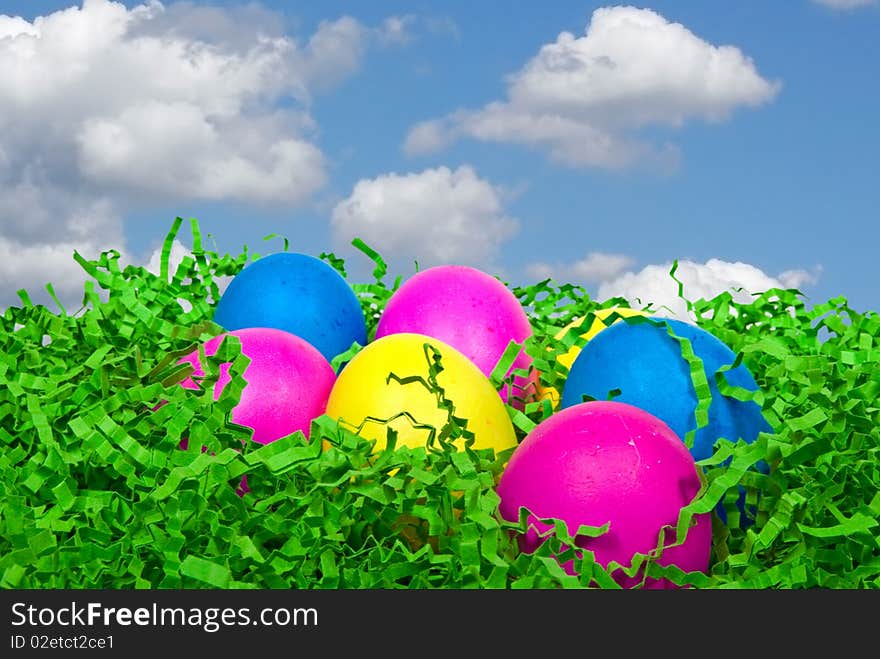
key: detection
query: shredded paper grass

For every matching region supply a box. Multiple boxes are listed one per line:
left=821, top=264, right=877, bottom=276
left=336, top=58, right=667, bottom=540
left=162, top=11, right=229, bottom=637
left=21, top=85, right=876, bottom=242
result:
left=1, top=218, right=877, bottom=589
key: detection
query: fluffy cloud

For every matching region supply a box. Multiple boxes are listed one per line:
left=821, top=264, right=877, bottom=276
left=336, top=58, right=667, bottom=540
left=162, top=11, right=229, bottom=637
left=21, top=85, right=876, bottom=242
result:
left=526, top=252, right=634, bottom=284
left=76, top=101, right=326, bottom=204
left=0, top=0, right=356, bottom=204
left=0, top=184, right=126, bottom=309
left=377, top=15, right=416, bottom=46
left=405, top=6, right=780, bottom=169
left=0, top=236, right=117, bottom=311
left=0, top=0, right=404, bottom=307
left=812, top=0, right=877, bottom=9
left=331, top=166, right=518, bottom=272
left=595, top=258, right=821, bottom=322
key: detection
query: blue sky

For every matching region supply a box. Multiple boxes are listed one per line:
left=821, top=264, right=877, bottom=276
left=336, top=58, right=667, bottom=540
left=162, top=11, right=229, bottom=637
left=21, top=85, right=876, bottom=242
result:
left=1, top=0, right=878, bottom=318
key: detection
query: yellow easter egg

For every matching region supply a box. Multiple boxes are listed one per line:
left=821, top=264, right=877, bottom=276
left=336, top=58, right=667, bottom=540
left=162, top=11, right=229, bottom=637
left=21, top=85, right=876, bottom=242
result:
left=325, top=332, right=517, bottom=454
left=537, top=307, right=649, bottom=407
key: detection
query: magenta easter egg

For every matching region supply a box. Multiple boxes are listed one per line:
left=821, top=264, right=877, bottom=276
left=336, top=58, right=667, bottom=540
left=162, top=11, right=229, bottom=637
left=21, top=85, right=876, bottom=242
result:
left=375, top=265, right=536, bottom=407
left=496, top=400, right=712, bottom=588
left=177, top=327, right=336, bottom=445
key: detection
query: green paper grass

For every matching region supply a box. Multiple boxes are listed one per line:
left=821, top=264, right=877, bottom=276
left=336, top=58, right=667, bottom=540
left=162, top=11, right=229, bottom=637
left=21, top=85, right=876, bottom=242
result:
left=1, top=217, right=877, bottom=589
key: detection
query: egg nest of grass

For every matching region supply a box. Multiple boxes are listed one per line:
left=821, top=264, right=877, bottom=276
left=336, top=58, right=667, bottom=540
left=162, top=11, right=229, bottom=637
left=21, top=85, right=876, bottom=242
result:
left=1, top=217, right=878, bottom=589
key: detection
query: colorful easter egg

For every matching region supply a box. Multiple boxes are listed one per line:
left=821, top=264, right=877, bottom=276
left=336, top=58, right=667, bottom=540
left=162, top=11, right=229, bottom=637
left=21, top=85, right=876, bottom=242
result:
left=561, top=317, right=772, bottom=463
left=325, top=332, right=517, bottom=454
left=496, top=401, right=712, bottom=588
left=178, top=327, right=336, bottom=444
left=213, top=252, right=367, bottom=364
left=375, top=265, right=536, bottom=407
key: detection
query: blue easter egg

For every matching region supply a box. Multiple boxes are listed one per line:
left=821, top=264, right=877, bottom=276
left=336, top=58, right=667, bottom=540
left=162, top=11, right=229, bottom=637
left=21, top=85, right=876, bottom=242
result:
left=560, top=317, right=772, bottom=526
left=213, top=252, right=367, bottom=364
left=561, top=317, right=771, bottom=461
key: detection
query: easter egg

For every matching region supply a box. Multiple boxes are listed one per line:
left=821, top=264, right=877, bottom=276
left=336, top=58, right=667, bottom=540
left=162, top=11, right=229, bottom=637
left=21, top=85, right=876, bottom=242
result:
left=375, top=265, right=536, bottom=407
left=537, top=307, right=649, bottom=407
left=325, top=332, right=517, bottom=454
left=561, top=317, right=772, bottom=464
left=213, top=252, right=367, bottom=363
left=178, top=327, right=336, bottom=444
left=496, top=401, right=712, bottom=588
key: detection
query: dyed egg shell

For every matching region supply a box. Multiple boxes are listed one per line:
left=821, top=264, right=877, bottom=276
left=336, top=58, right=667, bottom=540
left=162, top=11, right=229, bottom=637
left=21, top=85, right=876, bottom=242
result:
left=178, top=327, right=336, bottom=444
left=375, top=265, right=536, bottom=407
left=325, top=332, right=517, bottom=454
left=213, top=252, right=367, bottom=364
left=561, top=317, right=772, bottom=464
left=537, top=307, right=649, bottom=407
left=496, top=401, right=712, bottom=588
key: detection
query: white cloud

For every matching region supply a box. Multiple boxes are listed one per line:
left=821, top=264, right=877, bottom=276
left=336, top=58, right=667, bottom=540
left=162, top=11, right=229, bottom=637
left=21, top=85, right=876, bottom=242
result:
left=0, top=1, right=356, bottom=204
left=526, top=252, right=634, bottom=284
left=0, top=236, right=115, bottom=311
left=595, top=258, right=821, bottom=322
left=778, top=267, right=822, bottom=289
left=0, top=0, right=404, bottom=308
left=376, top=15, right=416, bottom=46
left=0, top=184, right=125, bottom=309
left=331, top=165, right=518, bottom=271
left=405, top=119, right=455, bottom=155
left=300, top=16, right=370, bottom=94
left=76, top=100, right=326, bottom=204
left=812, top=0, right=877, bottom=9
left=126, top=1, right=289, bottom=49
left=404, top=6, right=780, bottom=169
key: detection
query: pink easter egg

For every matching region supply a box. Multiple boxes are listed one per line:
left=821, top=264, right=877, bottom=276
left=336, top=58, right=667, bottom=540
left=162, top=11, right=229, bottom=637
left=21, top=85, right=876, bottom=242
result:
left=177, top=327, right=336, bottom=445
left=496, top=400, right=712, bottom=588
left=375, top=265, right=536, bottom=407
